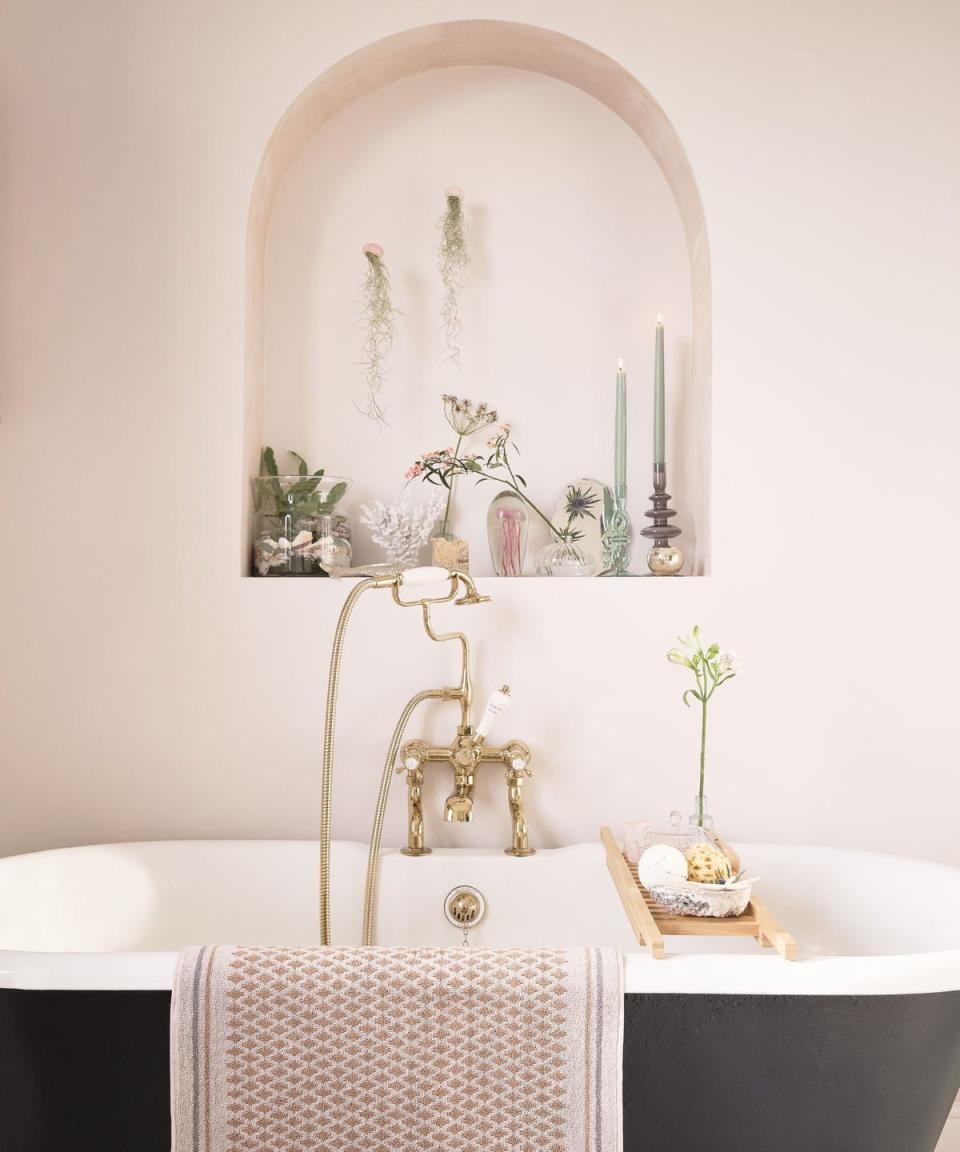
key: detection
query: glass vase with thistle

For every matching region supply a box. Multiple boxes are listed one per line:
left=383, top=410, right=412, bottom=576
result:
left=408, top=410, right=601, bottom=576
left=667, top=627, right=740, bottom=828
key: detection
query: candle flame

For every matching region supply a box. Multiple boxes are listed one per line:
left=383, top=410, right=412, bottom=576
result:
left=617, top=357, right=623, bottom=370
left=657, top=313, right=663, bottom=324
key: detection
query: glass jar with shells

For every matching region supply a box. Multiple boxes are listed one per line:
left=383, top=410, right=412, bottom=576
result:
left=252, top=449, right=351, bottom=577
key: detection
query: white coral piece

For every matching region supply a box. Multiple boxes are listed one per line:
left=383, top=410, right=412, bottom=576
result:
left=359, top=492, right=445, bottom=568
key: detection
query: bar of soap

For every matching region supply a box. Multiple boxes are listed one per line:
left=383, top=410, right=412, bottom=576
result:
left=637, top=844, right=688, bottom=890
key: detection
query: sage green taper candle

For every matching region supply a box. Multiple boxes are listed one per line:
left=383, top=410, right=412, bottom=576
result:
left=654, top=316, right=665, bottom=465
left=615, top=357, right=627, bottom=491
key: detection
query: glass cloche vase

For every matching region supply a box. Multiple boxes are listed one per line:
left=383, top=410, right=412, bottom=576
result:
left=252, top=474, right=352, bottom=576
left=487, top=490, right=529, bottom=576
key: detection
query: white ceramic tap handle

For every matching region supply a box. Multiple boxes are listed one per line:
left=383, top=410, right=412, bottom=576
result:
left=400, top=566, right=451, bottom=587
left=476, top=686, right=511, bottom=741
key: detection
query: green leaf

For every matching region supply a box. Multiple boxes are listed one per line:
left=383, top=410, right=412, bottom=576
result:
left=261, top=446, right=278, bottom=477
left=682, top=688, right=703, bottom=708
left=516, top=475, right=527, bottom=487
left=286, top=483, right=321, bottom=503
left=705, top=643, right=720, bottom=659
left=289, top=451, right=309, bottom=477
left=320, top=481, right=347, bottom=510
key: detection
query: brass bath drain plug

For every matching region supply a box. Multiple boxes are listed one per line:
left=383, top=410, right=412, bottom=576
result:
left=444, top=886, right=486, bottom=933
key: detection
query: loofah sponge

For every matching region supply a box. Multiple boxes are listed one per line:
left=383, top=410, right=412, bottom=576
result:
left=684, top=842, right=732, bottom=885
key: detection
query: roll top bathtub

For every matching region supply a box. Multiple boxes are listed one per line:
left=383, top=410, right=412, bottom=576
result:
left=1, top=839, right=959, bottom=1151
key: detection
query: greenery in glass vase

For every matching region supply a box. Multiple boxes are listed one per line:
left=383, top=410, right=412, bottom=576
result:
left=413, top=395, right=498, bottom=539
left=407, top=415, right=598, bottom=544
left=256, top=447, right=347, bottom=524
left=667, top=626, right=740, bottom=827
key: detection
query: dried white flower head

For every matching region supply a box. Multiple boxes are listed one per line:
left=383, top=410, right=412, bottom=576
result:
left=442, top=394, right=497, bottom=437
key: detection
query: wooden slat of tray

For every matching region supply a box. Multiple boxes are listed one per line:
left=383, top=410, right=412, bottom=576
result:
left=602, top=825, right=665, bottom=957
left=601, top=826, right=797, bottom=961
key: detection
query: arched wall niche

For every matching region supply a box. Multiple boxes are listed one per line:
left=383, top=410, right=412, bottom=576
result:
left=242, top=19, right=711, bottom=575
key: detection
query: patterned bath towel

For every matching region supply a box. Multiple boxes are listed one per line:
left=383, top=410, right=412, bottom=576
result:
left=171, top=945, right=623, bottom=1152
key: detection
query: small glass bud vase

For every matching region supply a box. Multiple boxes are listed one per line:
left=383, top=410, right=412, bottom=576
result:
left=431, top=534, right=469, bottom=573
left=535, top=540, right=600, bottom=577
left=487, top=490, right=529, bottom=576
left=689, top=795, right=714, bottom=832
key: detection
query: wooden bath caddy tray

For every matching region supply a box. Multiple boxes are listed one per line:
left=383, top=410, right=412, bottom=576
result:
left=601, top=827, right=798, bottom=961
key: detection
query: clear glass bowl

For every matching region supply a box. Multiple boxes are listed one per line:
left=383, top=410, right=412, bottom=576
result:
left=252, top=475, right=352, bottom=576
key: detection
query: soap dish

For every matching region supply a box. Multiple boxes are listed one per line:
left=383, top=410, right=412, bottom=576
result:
left=648, top=878, right=752, bottom=919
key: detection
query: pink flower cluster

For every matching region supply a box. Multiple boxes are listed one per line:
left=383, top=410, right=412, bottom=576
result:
left=405, top=446, right=453, bottom=480
left=487, top=422, right=512, bottom=449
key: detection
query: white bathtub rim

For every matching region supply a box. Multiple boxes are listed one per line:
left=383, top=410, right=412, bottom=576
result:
left=1, top=946, right=959, bottom=996
left=1, top=838, right=959, bottom=995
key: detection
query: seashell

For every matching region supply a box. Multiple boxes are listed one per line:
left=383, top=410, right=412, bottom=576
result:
left=291, top=530, right=313, bottom=549
left=278, top=537, right=291, bottom=549
left=637, top=844, right=688, bottom=891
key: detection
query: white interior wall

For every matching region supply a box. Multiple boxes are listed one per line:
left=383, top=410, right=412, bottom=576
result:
left=263, top=65, right=694, bottom=573
left=1, top=0, right=959, bottom=873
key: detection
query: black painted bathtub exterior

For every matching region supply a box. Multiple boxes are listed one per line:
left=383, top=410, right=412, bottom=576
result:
left=1, top=989, right=959, bottom=1151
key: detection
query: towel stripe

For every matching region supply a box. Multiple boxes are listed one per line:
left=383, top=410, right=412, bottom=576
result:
left=190, top=946, right=206, bottom=1152
left=203, top=945, right=217, bottom=1152
left=595, top=951, right=605, bottom=1152
left=584, top=947, right=593, bottom=1151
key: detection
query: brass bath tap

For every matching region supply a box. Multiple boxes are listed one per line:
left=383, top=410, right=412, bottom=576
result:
left=318, top=565, right=535, bottom=948
left=398, top=704, right=535, bottom=857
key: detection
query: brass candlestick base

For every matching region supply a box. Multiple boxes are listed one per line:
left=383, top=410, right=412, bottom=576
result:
left=640, top=463, right=684, bottom=576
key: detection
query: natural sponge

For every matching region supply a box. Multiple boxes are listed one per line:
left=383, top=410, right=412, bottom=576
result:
left=684, top=842, right=732, bottom=884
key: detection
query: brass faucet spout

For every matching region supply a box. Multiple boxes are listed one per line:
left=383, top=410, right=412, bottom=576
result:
left=444, top=791, right=474, bottom=822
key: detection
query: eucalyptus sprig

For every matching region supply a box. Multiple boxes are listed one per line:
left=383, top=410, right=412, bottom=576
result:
left=667, top=626, right=740, bottom=827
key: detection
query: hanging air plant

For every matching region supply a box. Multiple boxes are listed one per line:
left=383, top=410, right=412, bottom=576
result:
left=438, top=186, right=468, bottom=364
left=358, top=242, right=396, bottom=427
